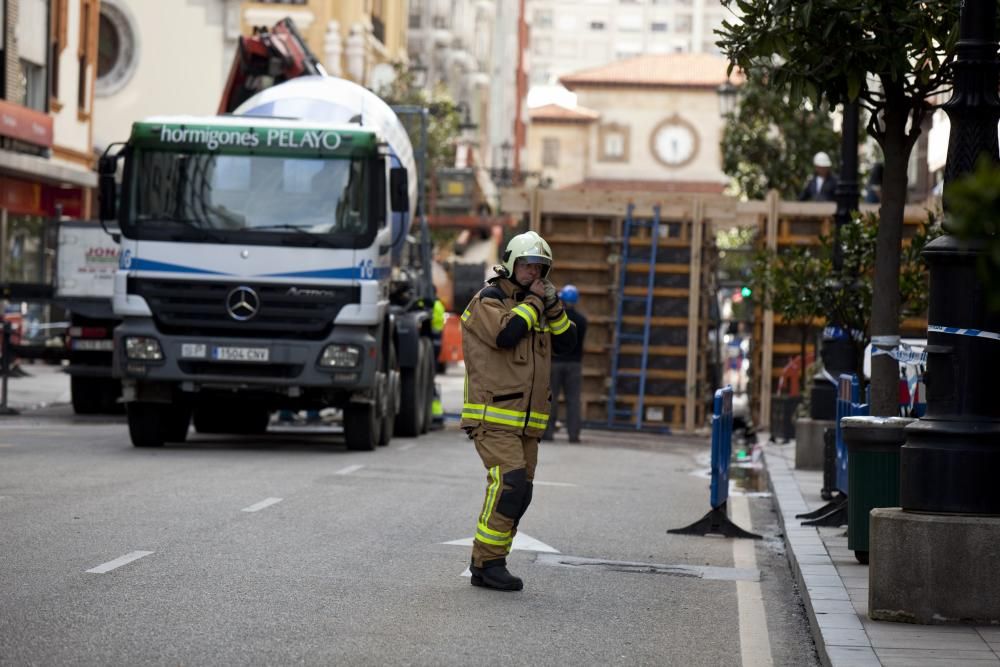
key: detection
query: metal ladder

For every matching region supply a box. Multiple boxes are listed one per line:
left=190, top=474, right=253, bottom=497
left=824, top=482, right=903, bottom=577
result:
left=607, top=203, right=661, bottom=429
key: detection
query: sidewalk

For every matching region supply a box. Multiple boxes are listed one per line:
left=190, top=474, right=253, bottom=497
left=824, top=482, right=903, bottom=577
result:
left=0, top=363, right=71, bottom=412
left=766, top=441, right=1000, bottom=667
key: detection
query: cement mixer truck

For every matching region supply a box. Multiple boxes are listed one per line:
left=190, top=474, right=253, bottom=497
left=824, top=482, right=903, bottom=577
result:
left=98, top=74, right=438, bottom=450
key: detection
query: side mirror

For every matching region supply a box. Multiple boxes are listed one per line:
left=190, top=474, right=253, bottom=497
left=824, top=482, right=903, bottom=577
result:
left=98, top=155, right=118, bottom=222
left=390, top=167, right=409, bottom=213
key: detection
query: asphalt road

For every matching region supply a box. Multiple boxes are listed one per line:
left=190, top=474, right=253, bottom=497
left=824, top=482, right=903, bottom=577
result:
left=0, top=407, right=818, bottom=666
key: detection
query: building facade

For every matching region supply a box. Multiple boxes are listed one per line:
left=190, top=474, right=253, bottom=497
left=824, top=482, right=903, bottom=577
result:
left=0, top=0, right=98, bottom=295
left=527, top=53, right=732, bottom=192
left=527, top=0, right=730, bottom=89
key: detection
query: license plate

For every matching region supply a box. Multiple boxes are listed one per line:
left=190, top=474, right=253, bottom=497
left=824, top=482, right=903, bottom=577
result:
left=72, top=339, right=114, bottom=351
left=212, top=346, right=269, bottom=362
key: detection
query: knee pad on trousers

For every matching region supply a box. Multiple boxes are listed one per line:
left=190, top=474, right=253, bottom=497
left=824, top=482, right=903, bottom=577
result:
left=496, top=468, right=528, bottom=520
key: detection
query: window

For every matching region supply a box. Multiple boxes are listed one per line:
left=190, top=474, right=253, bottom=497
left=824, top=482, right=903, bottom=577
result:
left=617, top=15, right=642, bottom=32
left=590, top=21, right=606, bottom=31
left=409, top=12, right=422, bottom=28
left=542, top=138, right=560, bottom=168
left=534, top=9, right=553, bottom=29
left=615, top=42, right=642, bottom=60
left=20, top=60, right=46, bottom=111
left=95, top=1, right=139, bottom=97
left=599, top=123, right=630, bottom=162
left=675, top=13, right=693, bottom=31
left=556, top=16, right=577, bottom=31
left=651, top=21, right=668, bottom=32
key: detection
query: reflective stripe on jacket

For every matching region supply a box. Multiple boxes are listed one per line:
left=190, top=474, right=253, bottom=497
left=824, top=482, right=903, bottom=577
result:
left=460, top=278, right=560, bottom=437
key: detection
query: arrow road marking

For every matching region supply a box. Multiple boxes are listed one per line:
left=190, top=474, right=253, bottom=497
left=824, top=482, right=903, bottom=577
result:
left=86, top=551, right=154, bottom=574
left=242, top=497, right=283, bottom=512
left=534, top=480, right=577, bottom=487
left=443, top=532, right=560, bottom=553
left=336, top=464, right=365, bottom=475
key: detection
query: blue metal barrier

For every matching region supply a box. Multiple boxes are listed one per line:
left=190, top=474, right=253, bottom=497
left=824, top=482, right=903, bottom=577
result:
left=669, top=386, right=761, bottom=539
left=835, top=374, right=868, bottom=495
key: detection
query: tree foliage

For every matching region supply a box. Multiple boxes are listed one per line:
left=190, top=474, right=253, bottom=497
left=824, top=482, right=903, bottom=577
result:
left=376, top=62, right=462, bottom=203
left=751, top=212, right=942, bottom=385
left=718, top=0, right=960, bottom=415
left=721, top=76, right=840, bottom=199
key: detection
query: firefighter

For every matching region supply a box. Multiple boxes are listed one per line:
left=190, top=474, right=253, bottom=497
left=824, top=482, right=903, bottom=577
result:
left=460, top=231, right=577, bottom=591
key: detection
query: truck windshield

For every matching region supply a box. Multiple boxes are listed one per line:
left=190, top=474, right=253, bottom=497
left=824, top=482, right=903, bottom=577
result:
left=124, top=150, right=369, bottom=246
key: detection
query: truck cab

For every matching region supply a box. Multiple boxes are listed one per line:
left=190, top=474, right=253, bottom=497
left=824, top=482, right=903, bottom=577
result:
left=103, top=113, right=415, bottom=450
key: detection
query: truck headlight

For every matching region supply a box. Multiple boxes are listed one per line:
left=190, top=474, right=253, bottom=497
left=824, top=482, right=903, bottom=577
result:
left=319, top=344, right=360, bottom=368
left=125, top=336, right=163, bottom=361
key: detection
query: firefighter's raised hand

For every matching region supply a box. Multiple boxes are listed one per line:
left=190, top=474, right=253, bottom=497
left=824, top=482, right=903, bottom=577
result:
left=529, top=279, right=547, bottom=300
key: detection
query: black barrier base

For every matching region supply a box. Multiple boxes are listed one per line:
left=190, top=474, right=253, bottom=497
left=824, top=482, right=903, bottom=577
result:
left=0, top=406, right=19, bottom=416
left=795, top=493, right=846, bottom=520
left=800, top=497, right=848, bottom=527
left=668, top=503, right=763, bottom=539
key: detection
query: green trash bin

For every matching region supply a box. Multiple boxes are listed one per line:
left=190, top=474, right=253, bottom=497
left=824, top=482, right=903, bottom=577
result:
left=842, top=416, right=914, bottom=564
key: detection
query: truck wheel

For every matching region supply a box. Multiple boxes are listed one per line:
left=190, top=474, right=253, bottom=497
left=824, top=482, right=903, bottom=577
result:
left=71, top=377, right=103, bottom=415
left=378, top=344, right=398, bottom=447
left=394, top=341, right=427, bottom=437
left=127, top=402, right=170, bottom=447
left=344, top=400, right=380, bottom=451
left=165, top=405, right=192, bottom=442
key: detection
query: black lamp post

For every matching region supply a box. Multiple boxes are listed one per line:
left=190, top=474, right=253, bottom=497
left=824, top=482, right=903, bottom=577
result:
left=899, top=0, right=1000, bottom=514
left=717, top=78, right=738, bottom=118
left=489, top=140, right=515, bottom=187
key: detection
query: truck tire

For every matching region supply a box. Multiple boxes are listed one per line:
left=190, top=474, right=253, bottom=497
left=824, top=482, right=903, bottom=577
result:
left=127, top=402, right=170, bottom=447
left=71, top=376, right=103, bottom=415
left=378, top=344, right=398, bottom=447
left=344, top=400, right=381, bottom=451
left=394, top=341, right=427, bottom=437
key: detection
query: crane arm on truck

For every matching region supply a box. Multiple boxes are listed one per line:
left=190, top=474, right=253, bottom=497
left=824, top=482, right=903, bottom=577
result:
left=218, top=18, right=325, bottom=115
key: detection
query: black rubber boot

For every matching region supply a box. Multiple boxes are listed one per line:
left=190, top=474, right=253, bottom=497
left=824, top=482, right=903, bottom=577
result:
left=470, top=558, right=523, bottom=591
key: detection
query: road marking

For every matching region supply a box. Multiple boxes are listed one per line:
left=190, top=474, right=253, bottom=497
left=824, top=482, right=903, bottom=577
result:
left=86, top=550, right=154, bottom=574
left=241, top=497, right=283, bottom=512
left=397, top=443, right=416, bottom=451
left=444, top=532, right=559, bottom=553
left=534, top=480, right=577, bottom=487
left=731, top=494, right=774, bottom=667
left=335, top=464, right=365, bottom=475
left=535, top=553, right=759, bottom=582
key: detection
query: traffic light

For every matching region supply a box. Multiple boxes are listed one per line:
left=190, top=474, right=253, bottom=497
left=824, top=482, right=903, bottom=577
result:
left=740, top=285, right=752, bottom=298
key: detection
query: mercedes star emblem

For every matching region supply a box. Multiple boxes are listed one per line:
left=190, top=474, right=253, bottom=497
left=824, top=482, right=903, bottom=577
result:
left=226, top=286, right=260, bottom=321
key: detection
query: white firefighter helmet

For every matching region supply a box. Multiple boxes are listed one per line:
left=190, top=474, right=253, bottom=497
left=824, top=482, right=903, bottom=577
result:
left=500, top=231, right=553, bottom=278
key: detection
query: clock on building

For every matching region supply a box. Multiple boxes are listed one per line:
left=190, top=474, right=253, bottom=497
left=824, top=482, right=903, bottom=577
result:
left=650, top=115, right=699, bottom=168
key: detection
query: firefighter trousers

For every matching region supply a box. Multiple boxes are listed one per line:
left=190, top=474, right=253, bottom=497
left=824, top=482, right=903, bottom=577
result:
left=470, top=425, right=538, bottom=567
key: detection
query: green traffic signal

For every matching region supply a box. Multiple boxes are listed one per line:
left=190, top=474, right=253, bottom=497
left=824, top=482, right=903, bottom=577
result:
left=740, top=285, right=752, bottom=298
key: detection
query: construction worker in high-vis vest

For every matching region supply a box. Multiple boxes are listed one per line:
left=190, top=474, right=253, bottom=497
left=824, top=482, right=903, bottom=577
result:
left=460, top=231, right=577, bottom=591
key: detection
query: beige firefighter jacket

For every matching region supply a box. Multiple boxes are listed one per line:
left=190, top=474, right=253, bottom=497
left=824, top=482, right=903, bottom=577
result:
left=460, top=277, right=574, bottom=437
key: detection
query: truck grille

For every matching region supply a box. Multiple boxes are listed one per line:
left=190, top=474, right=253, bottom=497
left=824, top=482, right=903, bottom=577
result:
left=128, top=278, right=360, bottom=340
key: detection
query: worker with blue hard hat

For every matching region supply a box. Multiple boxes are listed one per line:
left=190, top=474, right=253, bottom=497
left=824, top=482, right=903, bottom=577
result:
left=543, top=283, right=588, bottom=444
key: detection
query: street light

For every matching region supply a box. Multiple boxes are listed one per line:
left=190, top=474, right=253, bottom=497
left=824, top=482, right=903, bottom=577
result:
left=717, top=78, right=738, bottom=117
left=409, top=57, right=428, bottom=89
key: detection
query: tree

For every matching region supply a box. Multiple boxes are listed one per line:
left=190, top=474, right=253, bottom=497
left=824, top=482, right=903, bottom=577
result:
left=718, top=0, right=960, bottom=415
left=752, top=212, right=942, bottom=398
left=721, top=76, right=840, bottom=200
left=375, top=62, right=463, bottom=214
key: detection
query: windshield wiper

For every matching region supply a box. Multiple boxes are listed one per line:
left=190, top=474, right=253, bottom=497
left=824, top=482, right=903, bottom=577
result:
left=251, top=223, right=336, bottom=247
